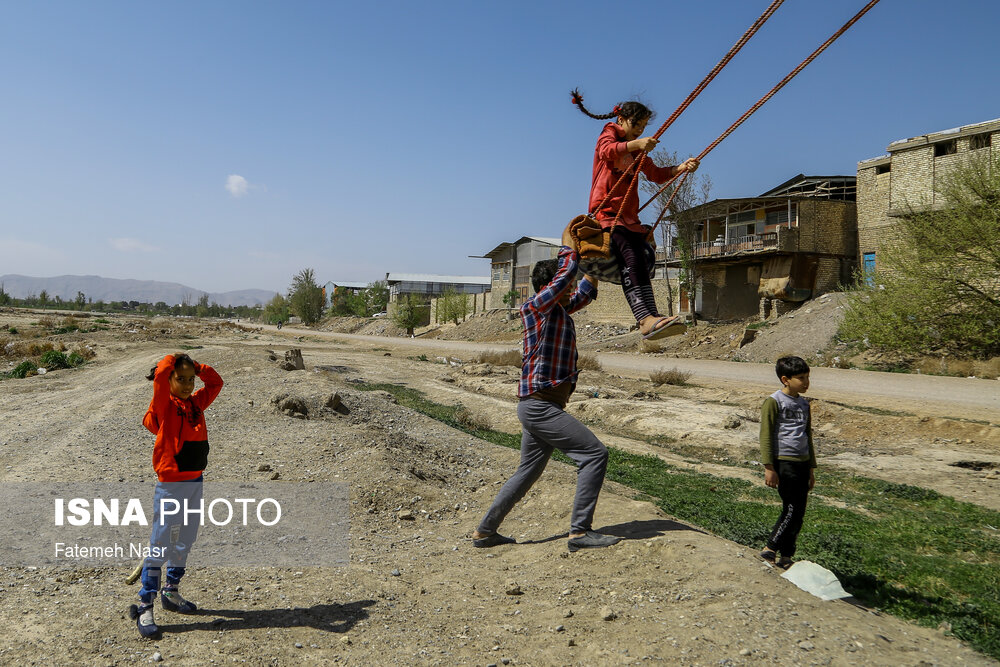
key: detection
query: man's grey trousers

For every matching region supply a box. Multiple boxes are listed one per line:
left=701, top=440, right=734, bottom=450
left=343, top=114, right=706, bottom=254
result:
left=477, top=398, right=609, bottom=536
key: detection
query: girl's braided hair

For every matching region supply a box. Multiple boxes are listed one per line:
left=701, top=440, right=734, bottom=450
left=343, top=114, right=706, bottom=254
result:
left=570, top=88, right=654, bottom=123
left=146, top=353, right=196, bottom=381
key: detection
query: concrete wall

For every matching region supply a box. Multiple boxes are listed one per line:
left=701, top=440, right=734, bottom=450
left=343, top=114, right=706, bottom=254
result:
left=582, top=272, right=683, bottom=324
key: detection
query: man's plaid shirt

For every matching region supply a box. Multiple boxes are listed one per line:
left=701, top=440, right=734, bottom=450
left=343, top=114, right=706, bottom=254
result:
left=518, top=247, right=597, bottom=398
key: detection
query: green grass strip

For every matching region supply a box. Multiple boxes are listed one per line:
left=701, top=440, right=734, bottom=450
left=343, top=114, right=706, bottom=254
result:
left=354, top=382, right=1000, bottom=659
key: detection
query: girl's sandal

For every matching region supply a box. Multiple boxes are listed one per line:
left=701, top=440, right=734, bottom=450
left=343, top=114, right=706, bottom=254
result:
left=776, top=557, right=793, bottom=570
left=759, top=548, right=777, bottom=565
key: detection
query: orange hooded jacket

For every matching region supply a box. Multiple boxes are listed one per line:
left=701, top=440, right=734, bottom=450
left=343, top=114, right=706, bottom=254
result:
left=143, top=354, right=224, bottom=482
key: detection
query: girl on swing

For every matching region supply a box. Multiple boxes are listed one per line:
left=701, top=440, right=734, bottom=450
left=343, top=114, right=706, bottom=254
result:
left=572, top=91, right=700, bottom=340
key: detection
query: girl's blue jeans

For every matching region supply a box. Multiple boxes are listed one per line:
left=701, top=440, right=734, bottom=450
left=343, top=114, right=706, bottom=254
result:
left=139, top=477, right=203, bottom=603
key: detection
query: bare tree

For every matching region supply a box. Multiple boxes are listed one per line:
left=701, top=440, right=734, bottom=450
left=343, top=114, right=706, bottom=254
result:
left=639, top=148, right=712, bottom=320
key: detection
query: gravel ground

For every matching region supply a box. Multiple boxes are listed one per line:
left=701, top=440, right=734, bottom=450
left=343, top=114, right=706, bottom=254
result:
left=0, top=314, right=995, bottom=665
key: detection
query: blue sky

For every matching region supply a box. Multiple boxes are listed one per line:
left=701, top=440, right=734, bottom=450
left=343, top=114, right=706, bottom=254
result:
left=2, top=0, right=998, bottom=295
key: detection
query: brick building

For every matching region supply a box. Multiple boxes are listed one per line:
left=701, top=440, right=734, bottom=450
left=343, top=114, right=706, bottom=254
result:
left=476, top=236, right=561, bottom=309
left=857, top=117, right=999, bottom=277
left=667, top=175, right=857, bottom=320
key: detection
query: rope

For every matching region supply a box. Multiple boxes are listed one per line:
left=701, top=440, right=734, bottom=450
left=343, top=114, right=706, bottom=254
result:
left=589, top=0, right=785, bottom=223
left=644, top=0, right=882, bottom=232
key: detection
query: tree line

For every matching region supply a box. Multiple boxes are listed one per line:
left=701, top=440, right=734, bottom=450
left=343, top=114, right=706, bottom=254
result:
left=0, top=286, right=260, bottom=319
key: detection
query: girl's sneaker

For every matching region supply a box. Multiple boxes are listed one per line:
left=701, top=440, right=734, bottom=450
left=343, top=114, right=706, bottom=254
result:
left=128, top=603, right=161, bottom=639
left=161, top=586, right=198, bottom=614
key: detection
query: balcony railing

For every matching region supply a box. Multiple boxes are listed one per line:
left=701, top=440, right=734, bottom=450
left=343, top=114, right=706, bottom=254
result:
left=668, top=232, right=777, bottom=260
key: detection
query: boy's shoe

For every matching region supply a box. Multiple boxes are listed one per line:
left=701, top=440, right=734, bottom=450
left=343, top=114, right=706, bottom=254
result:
left=472, top=533, right=516, bottom=548
left=567, top=531, right=622, bottom=552
left=759, top=548, right=777, bottom=565
left=128, top=603, right=161, bottom=639
left=776, top=557, right=793, bottom=570
left=161, top=587, right=198, bottom=614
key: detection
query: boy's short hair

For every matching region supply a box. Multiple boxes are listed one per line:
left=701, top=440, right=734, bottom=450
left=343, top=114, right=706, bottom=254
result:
left=775, top=356, right=809, bottom=379
left=531, top=259, right=560, bottom=293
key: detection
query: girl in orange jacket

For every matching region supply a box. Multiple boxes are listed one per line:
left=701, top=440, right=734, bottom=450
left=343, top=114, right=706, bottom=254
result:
left=130, top=353, right=223, bottom=639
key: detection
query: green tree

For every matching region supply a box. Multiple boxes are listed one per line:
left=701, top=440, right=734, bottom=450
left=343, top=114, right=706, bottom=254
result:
left=640, top=148, right=712, bottom=320
left=288, top=268, right=325, bottom=325
left=75, top=291, right=86, bottom=310
left=437, top=288, right=469, bottom=324
left=38, top=290, right=49, bottom=307
left=841, top=153, right=1000, bottom=358
left=501, top=288, right=519, bottom=309
left=364, top=280, right=389, bottom=315
left=195, top=293, right=210, bottom=318
left=264, top=293, right=289, bottom=325
left=0, top=284, right=10, bottom=306
left=392, top=294, right=428, bottom=336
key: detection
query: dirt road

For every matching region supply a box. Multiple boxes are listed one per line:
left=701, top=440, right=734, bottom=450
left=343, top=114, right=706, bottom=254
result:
left=271, top=325, right=1000, bottom=423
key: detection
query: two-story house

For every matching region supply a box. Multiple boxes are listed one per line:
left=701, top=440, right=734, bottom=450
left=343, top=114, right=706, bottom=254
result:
left=668, top=175, right=857, bottom=320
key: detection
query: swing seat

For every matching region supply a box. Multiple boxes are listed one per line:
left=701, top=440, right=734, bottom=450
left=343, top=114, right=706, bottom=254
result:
left=568, top=214, right=656, bottom=285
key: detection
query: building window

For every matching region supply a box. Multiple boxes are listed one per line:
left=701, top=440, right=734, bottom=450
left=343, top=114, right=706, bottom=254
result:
left=934, top=139, right=957, bottom=157
left=970, top=132, right=992, bottom=150
left=875, top=164, right=890, bottom=175
left=765, top=209, right=789, bottom=226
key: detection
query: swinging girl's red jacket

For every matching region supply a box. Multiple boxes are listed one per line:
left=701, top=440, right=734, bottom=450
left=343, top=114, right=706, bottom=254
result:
left=589, top=122, right=677, bottom=233
left=143, top=355, right=224, bottom=482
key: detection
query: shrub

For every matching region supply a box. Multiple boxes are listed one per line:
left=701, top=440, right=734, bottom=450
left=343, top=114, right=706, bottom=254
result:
left=577, top=354, right=602, bottom=371
left=7, top=326, right=17, bottom=335
left=26, top=342, right=54, bottom=356
left=10, top=361, right=38, bottom=379
left=40, top=350, right=71, bottom=369
left=37, top=316, right=55, bottom=328
left=475, top=349, right=522, bottom=367
left=67, top=352, right=85, bottom=367
left=650, top=367, right=693, bottom=386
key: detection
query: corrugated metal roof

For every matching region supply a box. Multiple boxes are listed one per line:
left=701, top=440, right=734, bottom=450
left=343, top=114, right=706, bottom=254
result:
left=326, top=281, right=370, bottom=289
left=386, top=273, right=491, bottom=285
left=479, top=235, right=562, bottom=258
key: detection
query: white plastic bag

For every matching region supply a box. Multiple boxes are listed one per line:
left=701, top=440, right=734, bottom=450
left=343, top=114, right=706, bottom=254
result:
left=780, top=560, right=851, bottom=600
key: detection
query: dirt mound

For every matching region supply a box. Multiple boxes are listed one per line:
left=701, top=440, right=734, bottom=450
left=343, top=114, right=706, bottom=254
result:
left=735, top=292, right=848, bottom=364
left=434, top=310, right=523, bottom=342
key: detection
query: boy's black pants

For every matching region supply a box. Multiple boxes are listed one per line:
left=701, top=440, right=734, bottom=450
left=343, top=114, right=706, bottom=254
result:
left=766, top=460, right=812, bottom=557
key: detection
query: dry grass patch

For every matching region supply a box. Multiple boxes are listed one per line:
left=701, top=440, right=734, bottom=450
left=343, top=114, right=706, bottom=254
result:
left=474, top=349, right=521, bottom=367
left=650, top=367, right=692, bottom=386
left=577, top=354, right=602, bottom=371
left=453, top=407, right=491, bottom=431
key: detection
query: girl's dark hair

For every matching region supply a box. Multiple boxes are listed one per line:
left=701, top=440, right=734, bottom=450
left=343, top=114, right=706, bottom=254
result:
left=146, top=353, right=197, bottom=381
left=775, top=356, right=809, bottom=379
left=570, top=88, right=654, bottom=123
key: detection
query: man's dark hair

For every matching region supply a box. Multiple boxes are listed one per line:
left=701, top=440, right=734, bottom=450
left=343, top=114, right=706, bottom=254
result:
left=531, top=259, right=560, bottom=293
left=775, top=356, right=809, bottom=379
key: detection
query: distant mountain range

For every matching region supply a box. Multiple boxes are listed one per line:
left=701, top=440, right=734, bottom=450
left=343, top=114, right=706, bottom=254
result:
left=0, top=274, right=277, bottom=307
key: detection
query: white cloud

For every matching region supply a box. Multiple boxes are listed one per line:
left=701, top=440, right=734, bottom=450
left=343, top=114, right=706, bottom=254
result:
left=109, top=238, right=157, bottom=252
left=226, top=174, right=250, bottom=198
